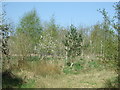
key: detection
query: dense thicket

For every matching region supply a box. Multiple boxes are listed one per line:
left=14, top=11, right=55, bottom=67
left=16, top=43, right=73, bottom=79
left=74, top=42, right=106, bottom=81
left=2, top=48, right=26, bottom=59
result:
left=7, top=8, right=118, bottom=63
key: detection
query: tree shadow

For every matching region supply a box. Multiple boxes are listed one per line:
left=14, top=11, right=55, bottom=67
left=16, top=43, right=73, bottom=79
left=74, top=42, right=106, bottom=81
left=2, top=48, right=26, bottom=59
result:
left=103, top=77, right=119, bottom=88
left=2, top=69, right=24, bottom=88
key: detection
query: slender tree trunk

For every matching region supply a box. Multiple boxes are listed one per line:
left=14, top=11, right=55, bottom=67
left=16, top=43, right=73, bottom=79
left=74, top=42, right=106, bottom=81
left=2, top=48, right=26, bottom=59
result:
left=65, top=46, right=68, bottom=65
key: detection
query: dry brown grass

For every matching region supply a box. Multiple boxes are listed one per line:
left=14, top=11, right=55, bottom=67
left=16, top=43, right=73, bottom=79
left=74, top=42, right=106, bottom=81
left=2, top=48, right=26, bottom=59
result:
left=34, top=69, right=117, bottom=88
left=11, top=56, right=117, bottom=88
left=30, top=60, right=62, bottom=77
left=14, top=66, right=117, bottom=88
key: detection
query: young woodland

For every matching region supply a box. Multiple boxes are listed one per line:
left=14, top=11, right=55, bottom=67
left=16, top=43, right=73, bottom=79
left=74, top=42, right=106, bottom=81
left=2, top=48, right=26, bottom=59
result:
left=1, top=2, right=120, bottom=88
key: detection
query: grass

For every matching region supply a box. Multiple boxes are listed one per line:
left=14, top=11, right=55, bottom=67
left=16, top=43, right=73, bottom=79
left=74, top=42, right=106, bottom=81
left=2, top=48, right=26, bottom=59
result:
left=4, top=55, right=118, bottom=88
left=104, top=76, right=119, bottom=88
left=16, top=62, right=118, bottom=88
left=34, top=69, right=117, bottom=88
left=20, top=79, right=35, bottom=88
left=30, top=60, right=61, bottom=77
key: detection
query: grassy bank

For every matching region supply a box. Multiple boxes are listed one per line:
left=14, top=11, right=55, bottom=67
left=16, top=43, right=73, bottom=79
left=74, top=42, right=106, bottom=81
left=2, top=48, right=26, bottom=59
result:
left=2, top=55, right=118, bottom=88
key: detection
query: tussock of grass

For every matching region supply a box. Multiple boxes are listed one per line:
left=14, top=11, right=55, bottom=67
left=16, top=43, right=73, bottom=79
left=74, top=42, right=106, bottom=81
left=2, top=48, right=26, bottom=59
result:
left=30, top=60, right=61, bottom=77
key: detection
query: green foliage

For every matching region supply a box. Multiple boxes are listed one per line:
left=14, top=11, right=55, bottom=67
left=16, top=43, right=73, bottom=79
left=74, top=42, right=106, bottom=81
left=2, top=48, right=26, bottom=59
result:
left=78, top=26, right=91, bottom=55
left=90, top=22, right=118, bottom=61
left=27, top=56, right=39, bottom=61
left=37, top=15, right=64, bottom=58
left=63, top=57, right=115, bottom=75
left=1, top=4, right=119, bottom=88
left=98, top=9, right=118, bottom=61
left=1, top=24, right=11, bottom=70
left=16, top=9, right=43, bottom=53
left=63, top=67, right=73, bottom=74
left=88, top=60, right=100, bottom=68
left=73, top=62, right=83, bottom=71
left=20, top=79, right=35, bottom=88
left=63, top=24, right=83, bottom=58
left=38, top=30, right=58, bottom=56
left=47, top=14, right=58, bottom=38
left=9, top=32, right=33, bottom=61
left=0, top=5, right=12, bottom=71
